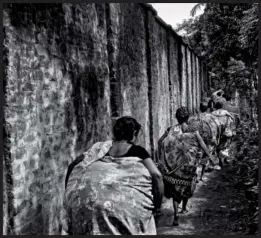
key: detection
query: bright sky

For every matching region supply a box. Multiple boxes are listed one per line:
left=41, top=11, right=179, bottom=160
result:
left=150, top=3, right=205, bottom=30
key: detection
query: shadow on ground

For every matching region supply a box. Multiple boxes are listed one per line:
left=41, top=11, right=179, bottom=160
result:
left=156, top=163, right=254, bottom=235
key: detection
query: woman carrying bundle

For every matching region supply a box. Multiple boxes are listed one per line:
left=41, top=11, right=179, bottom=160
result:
left=187, top=102, right=222, bottom=180
left=61, top=116, right=164, bottom=235
left=158, top=107, right=215, bottom=226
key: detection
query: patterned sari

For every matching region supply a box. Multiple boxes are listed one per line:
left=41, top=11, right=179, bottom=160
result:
left=61, top=141, right=156, bottom=235
left=157, top=125, right=199, bottom=203
left=212, top=109, right=235, bottom=152
left=187, top=112, right=222, bottom=165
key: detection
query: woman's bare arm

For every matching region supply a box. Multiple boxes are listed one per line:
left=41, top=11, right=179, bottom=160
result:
left=195, top=131, right=214, bottom=165
left=213, top=111, right=234, bottom=120
left=226, top=112, right=235, bottom=120
left=213, top=112, right=226, bottom=117
left=142, top=158, right=164, bottom=210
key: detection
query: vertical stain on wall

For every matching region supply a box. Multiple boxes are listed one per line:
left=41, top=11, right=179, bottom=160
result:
left=190, top=51, right=194, bottom=113
left=167, top=29, right=173, bottom=125
left=194, top=55, right=197, bottom=109
left=177, top=41, right=183, bottom=107
left=186, top=48, right=193, bottom=114
left=117, top=3, right=150, bottom=150
left=181, top=45, right=188, bottom=107
left=3, top=123, right=15, bottom=235
left=70, top=66, right=106, bottom=151
left=144, top=8, right=155, bottom=159
left=166, top=30, right=181, bottom=126
left=147, top=12, right=171, bottom=155
left=106, top=3, right=122, bottom=118
left=3, top=18, right=15, bottom=235
left=195, top=56, right=200, bottom=108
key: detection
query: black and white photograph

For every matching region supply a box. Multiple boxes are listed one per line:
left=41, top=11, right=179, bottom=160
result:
left=3, top=2, right=259, bottom=235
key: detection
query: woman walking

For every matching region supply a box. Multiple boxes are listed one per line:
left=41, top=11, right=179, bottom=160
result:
left=61, top=116, right=164, bottom=235
left=158, top=107, right=215, bottom=226
left=212, top=101, right=235, bottom=166
left=187, top=102, right=222, bottom=180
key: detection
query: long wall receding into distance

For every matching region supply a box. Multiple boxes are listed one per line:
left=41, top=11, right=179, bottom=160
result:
left=3, top=3, right=210, bottom=235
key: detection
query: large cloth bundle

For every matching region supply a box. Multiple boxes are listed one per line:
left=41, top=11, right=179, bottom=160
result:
left=223, top=103, right=240, bottom=114
left=212, top=109, right=235, bottom=137
left=211, top=110, right=236, bottom=155
left=158, top=125, right=199, bottom=203
left=223, top=103, right=240, bottom=129
left=188, top=115, right=212, bottom=145
left=187, top=113, right=222, bottom=155
left=61, top=141, right=156, bottom=235
left=211, top=89, right=225, bottom=104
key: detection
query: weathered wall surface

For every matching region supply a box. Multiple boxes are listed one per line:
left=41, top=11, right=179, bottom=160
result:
left=180, top=45, right=188, bottom=107
left=187, top=48, right=193, bottom=114
left=3, top=3, right=210, bottom=235
left=3, top=3, right=112, bottom=235
left=148, top=11, right=170, bottom=154
left=111, top=3, right=150, bottom=150
left=168, top=31, right=181, bottom=126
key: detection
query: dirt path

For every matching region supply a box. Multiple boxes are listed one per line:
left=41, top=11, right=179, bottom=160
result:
left=156, top=163, right=252, bottom=235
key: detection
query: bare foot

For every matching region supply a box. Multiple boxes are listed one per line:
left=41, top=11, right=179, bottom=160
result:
left=172, top=217, right=179, bottom=226
left=224, top=158, right=230, bottom=164
left=180, top=209, right=189, bottom=214
left=214, top=165, right=221, bottom=170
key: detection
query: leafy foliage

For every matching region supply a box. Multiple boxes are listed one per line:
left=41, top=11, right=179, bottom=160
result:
left=190, top=3, right=205, bottom=17
left=177, top=5, right=258, bottom=234
left=231, top=119, right=258, bottom=235
left=175, top=3, right=258, bottom=101
left=238, top=3, right=258, bottom=64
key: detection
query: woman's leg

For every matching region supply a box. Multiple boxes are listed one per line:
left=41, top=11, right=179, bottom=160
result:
left=200, top=164, right=206, bottom=181
left=181, top=198, right=188, bottom=213
left=154, top=208, right=161, bottom=227
left=224, top=136, right=232, bottom=164
left=172, top=198, right=179, bottom=226
left=217, top=138, right=225, bottom=167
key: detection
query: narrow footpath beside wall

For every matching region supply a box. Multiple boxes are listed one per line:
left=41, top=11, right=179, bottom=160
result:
left=3, top=3, right=210, bottom=235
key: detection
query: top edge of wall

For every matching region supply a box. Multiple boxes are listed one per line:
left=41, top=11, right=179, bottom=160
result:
left=139, top=3, right=203, bottom=61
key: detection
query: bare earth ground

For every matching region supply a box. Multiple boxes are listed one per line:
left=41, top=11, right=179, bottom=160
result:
left=156, top=164, right=255, bottom=235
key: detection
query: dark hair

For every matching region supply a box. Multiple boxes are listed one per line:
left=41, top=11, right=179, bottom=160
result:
left=113, top=116, right=141, bottom=142
left=215, top=101, right=223, bottom=109
left=176, top=107, right=189, bottom=124
left=208, top=99, right=213, bottom=108
left=194, top=108, right=199, bottom=114
left=217, top=92, right=222, bottom=97
left=225, top=94, right=232, bottom=101
left=200, top=102, right=208, bottom=113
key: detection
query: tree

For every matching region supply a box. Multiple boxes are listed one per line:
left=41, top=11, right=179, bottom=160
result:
left=176, top=3, right=257, bottom=93
left=190, top=3, right=205, bottom=17
left=176, top=3, right=258, bottom=119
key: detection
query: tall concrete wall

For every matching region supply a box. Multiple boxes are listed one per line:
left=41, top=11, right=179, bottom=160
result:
left=168, top=29, right=181, bottom=125
left=3, top=3, right=210, bottom=235
left=147, top=10, right=171, bottom=155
